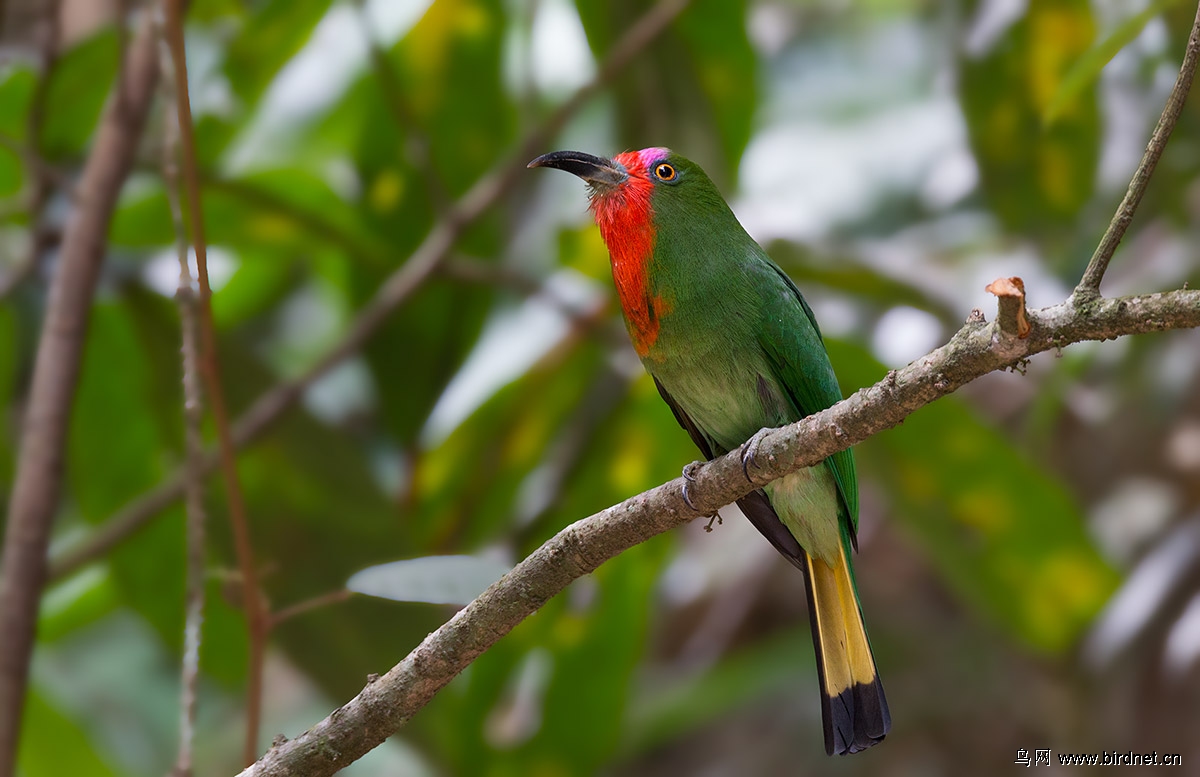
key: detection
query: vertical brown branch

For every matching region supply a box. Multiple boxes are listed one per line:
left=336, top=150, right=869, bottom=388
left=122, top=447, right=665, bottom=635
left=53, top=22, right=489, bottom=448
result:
left=1073, top=1, right=1200, bottom=300
left=162, top=0, right=267, bottom=765
left=157, top=22, right=208, bottom=777
left=0, top=12, right=160, bottom=777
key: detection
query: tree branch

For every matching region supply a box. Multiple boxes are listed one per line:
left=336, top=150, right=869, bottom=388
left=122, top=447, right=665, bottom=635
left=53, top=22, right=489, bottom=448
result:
left=163, top=0, right=268, bottom=764
left=238, top=288, right=1200, bottom=777
left=267, top=589, right=352, bottom=631
left=0, top=12, right=160, bottom=777
left=198, top=174, right=389, bottom=267
left=1073, top=1, right=1200, bottom=300
left=46, top=0, right=694, bottom=583
left=157, top=16, right=207, bottom=777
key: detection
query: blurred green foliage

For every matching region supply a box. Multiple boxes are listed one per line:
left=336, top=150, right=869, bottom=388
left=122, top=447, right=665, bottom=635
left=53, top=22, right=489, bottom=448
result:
left=2, top=0, right=1199, bottom=775
left=960, top=0, right=1098, bottom=236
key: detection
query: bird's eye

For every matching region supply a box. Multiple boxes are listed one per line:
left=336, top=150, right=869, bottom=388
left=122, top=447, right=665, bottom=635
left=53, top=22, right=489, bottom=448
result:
left=654, top=163, right=677, bottom=181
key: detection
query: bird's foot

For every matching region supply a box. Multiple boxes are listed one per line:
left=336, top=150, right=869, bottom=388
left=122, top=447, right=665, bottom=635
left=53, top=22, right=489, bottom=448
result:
left=702, top=512, right=723, bottom=533
left=682, top=461, right=718, bottom=528
left=740, top=428, right=773, bottom=484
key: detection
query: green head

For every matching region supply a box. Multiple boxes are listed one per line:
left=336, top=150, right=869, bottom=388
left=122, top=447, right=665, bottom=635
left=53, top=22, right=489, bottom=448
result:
left=527, top=147, right=734, bottom=234
left=529, top=148, right=746, bottom=355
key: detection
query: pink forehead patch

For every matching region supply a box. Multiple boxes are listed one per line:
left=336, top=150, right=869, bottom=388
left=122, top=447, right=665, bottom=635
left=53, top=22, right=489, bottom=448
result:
left=637, top=147, right=671, bottom=168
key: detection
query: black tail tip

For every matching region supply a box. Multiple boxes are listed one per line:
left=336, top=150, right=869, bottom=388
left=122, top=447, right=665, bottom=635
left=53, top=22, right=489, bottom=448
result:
left=825, top=678, right=891, bottom=756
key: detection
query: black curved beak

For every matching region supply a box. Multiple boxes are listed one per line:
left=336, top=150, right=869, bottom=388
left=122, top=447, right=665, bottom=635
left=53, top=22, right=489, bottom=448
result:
left=528, top=150, right=627, bottom=189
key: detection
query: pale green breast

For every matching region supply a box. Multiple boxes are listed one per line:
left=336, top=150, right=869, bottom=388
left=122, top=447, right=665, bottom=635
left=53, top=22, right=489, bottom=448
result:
left=643, top=316, right=845, bottom=564
left=644, top=338, right=774, bottom=453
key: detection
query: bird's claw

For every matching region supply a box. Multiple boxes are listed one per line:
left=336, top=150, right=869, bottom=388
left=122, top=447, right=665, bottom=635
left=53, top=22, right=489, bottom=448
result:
left=681, top=462, right=719, bottom=528
left=740, top=428, right=772, bottom=484
left=681, top=461, right=703, bottom=512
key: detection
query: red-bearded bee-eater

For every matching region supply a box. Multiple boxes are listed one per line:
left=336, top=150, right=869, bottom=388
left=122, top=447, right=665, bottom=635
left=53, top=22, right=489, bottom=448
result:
left=529, top=148, right=890, bottom=755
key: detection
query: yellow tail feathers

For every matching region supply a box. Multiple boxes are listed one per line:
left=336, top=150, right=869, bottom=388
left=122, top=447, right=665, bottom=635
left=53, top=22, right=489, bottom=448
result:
left=804, top=547, right=890, bottom=755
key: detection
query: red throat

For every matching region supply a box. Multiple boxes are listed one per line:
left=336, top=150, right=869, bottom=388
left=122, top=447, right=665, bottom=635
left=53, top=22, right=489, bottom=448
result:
left=590, top=149, right=667, bottom=357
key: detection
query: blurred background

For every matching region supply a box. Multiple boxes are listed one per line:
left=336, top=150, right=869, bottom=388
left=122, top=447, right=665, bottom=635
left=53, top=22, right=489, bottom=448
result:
left=3, top=0, right=1200, bottom=774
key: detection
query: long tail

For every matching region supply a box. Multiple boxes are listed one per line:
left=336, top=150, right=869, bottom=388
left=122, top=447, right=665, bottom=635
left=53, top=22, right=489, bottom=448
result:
left=802, top=544, right=890, bottom=755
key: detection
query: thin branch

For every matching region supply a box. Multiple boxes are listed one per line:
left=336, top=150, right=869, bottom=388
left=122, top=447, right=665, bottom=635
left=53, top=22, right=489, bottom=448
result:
left=439, top=256, right=628, bottom=347
left=267, top=589, right=353, bottom=631
left=199, top=175, right=389, bottom=267
left=0, top=12, right=160, bottom=777
left=47, top=0, right=694, bottom=583
left=48, top=465, right=204, bottom=579
left=1073, top=2, right=1200, bottom=300
left=163, top=0, right=267, bottom=765
left=0, top=0, right=62, bottom=300
left=439, top=255, right=546, bottom=295
left=512, top=362, right=632, bottom=533
left=238, top=288, right=1200, bottom=777
left=157, top=20, right=207, bottom=777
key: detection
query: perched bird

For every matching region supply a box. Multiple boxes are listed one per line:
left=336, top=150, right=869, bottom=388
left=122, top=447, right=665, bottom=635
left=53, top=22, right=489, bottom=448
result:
left=529, top=148, right=890, bottom=755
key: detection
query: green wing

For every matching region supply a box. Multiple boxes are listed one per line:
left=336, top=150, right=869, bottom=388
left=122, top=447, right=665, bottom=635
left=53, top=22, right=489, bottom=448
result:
left=757, top=261, right=860, bottom=535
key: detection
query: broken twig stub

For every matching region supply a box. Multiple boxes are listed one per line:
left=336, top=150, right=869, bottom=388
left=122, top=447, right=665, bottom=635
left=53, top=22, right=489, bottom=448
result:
left=986, top=276, right=1032, bottom=339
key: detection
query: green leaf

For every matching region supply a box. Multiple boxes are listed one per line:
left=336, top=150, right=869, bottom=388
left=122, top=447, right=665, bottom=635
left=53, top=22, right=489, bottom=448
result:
left=109, top=176, right=175, bottom=247
left=410, top=358, right=691, bottom=775
left=193, top=114, right=241, bottom=170
left=423, top=541, right=668, bottom=777
left=297, top=0, right=515, bottom=447
left=41, top=29, right=119, bottom=158
left=31, top=614, right=196, bottom=774
left=0, top=66, right=36, bottom=199
left=361, top=278, right=493, bottom=444
left=0, top=144, right=21, bottom=199
left=575, top=0, right=756, bottom=185
left=67, top=302, right=171, bottom=521
left=203, top=171, right=388, bottom=265
left=959, top=0, right=1099, bottom=234
left=0, top=65, right=35, bottom=138
left=396, top=0, right=515, bottom=191
left=768, top=240, right=961, bottom=328
left=410, top=338, right=608, bottom=550
left=198, top=308, right=444, bottom=699
left=0, top=66, right=34, bottom=199
left=224, top=0, right=336, bottom=106
left=675, top=0, right=757, bottom=176
left=624, top=629, right=813, bottom=756
left=191, top=0, right=243, bottom=22
left=348, top=555, right=512, bottom=605
left=37, top=567, right=120, bottom=643
left=61, top=290, right=258, bottom=687
left=1045, top=0, right=1182, bottom=125
left=18, top=689, right=123, bottom=777
left=209, top=248, right=303, bottom=330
